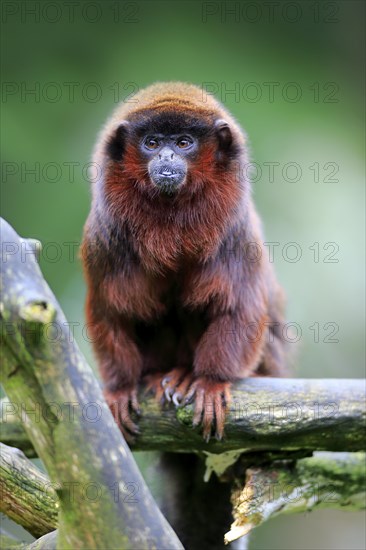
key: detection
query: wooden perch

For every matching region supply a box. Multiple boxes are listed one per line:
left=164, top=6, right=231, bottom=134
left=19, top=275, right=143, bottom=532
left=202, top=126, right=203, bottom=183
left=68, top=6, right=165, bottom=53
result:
left=225, top=451, right=366, bottom=544
left=0, top=400, right=38, bottom=457
left=2, top=376, right=365, bottom=456
left=1, top=216, right=365, bottom=549
left=0, top=218, right=183, bottom=550
left=0, top=442, right=58, bottom=537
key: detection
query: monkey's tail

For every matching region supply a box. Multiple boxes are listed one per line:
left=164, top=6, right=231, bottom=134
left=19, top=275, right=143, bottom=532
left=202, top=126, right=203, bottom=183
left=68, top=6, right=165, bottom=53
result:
left=143, top=452, right=248, bottom=550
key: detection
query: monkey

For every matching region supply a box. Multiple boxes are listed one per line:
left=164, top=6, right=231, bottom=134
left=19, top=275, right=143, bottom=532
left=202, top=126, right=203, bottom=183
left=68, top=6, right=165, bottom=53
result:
left=81, top=82, right=287, bottom=443
left=81, top=82, right=287, bottom=549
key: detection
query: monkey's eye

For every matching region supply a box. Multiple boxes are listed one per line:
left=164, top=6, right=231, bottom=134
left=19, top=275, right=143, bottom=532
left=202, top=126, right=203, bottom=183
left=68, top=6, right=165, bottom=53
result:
left=176, top=137, right=193, bottom=149
left=144, top=137, right=160, bottom=150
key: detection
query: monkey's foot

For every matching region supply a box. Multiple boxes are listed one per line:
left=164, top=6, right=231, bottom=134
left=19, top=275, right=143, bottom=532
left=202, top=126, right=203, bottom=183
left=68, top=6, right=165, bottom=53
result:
left=184, top=378, right=231, bottom=442
left=103, top=387, right=140, bottom=443
left=161, top=368, right=193, bottom=407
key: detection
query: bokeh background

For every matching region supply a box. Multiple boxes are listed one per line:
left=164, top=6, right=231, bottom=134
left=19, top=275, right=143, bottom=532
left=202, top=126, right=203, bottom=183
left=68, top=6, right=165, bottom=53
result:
left=1, top=1, right=365, bottom=548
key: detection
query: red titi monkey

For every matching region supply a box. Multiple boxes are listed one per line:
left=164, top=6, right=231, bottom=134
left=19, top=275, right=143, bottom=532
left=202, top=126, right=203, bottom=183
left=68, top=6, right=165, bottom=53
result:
left=82, top=82, right=287, bottom=442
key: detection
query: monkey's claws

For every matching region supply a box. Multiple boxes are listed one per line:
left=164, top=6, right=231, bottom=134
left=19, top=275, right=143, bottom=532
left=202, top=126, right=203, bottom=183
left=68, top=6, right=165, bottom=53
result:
left=145, top=368, right=193, bottom=407
left=172, top=391, right=183, bottom=407
left=103, top=387, right=141, bottom=443
left=144, top=371, right=231, bottom=441
left=160, top=368, right=193, bottom=408
left=185, top=378, right=231, bottom=442
left=164, top=386, right=174, bottom=402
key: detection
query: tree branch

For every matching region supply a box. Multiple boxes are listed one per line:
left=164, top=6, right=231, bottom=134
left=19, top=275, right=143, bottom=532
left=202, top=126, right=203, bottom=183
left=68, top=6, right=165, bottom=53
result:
left=0, top=218, right=183, bottom=550
left=2, top=377, right=365, bottom=455
left=225, top=451, right=366, bottom=544
left=27, top=530, right=58, bottom=549
left=0, top=443, right=58, bottom=537
left=1, top=216, right=365, bottom=548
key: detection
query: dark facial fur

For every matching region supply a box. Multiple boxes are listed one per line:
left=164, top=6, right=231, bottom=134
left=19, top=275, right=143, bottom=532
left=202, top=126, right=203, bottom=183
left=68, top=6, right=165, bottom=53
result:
left=106, top=109, right=238, bottom=196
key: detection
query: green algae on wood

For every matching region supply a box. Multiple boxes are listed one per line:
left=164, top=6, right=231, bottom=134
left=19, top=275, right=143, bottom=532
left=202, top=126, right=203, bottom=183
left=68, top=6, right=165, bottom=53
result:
left=225, top=451, right=366, bottom=544
left=0, top=443, right=58, bottom=537
left=0, top=217, right=183, bottom=550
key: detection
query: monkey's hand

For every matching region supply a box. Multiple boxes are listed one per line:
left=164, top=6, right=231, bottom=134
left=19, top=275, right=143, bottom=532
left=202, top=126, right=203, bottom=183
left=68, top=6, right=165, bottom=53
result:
left=103, top=387, right=141, bottom=443
left=144, top=368, right=193, bottom=406
left=145, top=371, right=231, bottom=441
left=184, top=378, right=231, bottom=442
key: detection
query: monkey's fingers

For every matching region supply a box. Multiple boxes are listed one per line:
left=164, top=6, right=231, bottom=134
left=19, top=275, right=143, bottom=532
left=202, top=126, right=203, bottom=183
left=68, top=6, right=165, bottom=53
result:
left=119, top=423, right=138, bottom=444
left=202, top=393, right=215, bottom=442
left=192, top=386, right=205, bottom=427
left=114, top=404, right=140, bottom=443
left=172, top=374, right=193, bottom=407
left=117, top=394, right=140, bottom=435
left=184, top=382, right=197, bottom=405
left=104, top=388, right=140, bottom=442
left=129, top=388, right=141, bottom=416
left=223, top=385, right=231, bottom=408
left=161, top=367, right=190, bottom=403
left=201, top=389, right=229, bottom=442
left=213, top=384, right=231, bottom=440
left=143, top=373, right=165, bottom=403
left=183, top=378, right=231, bottom=441
left=214, top=391, right=225, bottom=441
left=119, top=409, right=140, bottom=437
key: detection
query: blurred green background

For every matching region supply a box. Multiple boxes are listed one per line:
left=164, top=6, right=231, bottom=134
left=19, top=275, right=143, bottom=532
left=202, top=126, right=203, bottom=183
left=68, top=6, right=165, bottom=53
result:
left=1, top=1, right=365, bottom=548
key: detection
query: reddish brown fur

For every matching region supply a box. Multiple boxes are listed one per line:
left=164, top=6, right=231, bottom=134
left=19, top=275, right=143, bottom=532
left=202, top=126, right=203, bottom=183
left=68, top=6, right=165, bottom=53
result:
left=81, top=82, right=287, bottom=440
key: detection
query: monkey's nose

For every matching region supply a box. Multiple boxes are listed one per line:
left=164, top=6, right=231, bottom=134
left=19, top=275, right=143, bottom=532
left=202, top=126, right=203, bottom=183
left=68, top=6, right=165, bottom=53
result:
left=158, top=146, right=174, bottom=161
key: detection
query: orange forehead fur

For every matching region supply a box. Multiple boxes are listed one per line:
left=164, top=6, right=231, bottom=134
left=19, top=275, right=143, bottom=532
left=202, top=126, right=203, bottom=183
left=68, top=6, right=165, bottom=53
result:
left=93, top=82, right=246, bottom=166
left=114, top=82, right=221, bottom=118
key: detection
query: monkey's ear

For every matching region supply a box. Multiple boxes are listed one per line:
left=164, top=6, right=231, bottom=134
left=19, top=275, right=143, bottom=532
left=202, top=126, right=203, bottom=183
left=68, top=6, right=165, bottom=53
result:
left=106, top=121, right=130, bottom=161
left=214, top=119, right=233, bottom=151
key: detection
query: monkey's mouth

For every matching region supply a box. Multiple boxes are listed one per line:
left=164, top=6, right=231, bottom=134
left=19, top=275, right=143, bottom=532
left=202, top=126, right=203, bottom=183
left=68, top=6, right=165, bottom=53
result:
left=150, top=168, right=186, bottom=194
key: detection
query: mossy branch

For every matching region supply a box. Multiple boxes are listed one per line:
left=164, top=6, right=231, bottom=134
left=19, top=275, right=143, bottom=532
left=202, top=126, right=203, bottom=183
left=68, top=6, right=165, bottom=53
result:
left=1, top=216, right=365, bottom=548
left=0, top=443, right=58, bottom=537
left=2, top=375, right=365, bottom=456
left=225, top=451, right=366, bottom=544
left=0, top=218, right=183, bottom=550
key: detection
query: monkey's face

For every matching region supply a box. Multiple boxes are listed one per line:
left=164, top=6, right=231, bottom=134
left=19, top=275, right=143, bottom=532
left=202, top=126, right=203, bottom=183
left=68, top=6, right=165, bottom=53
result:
left=106, top=111, right=238, bottom=197
left=142, top=133, right=197, bottom=194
